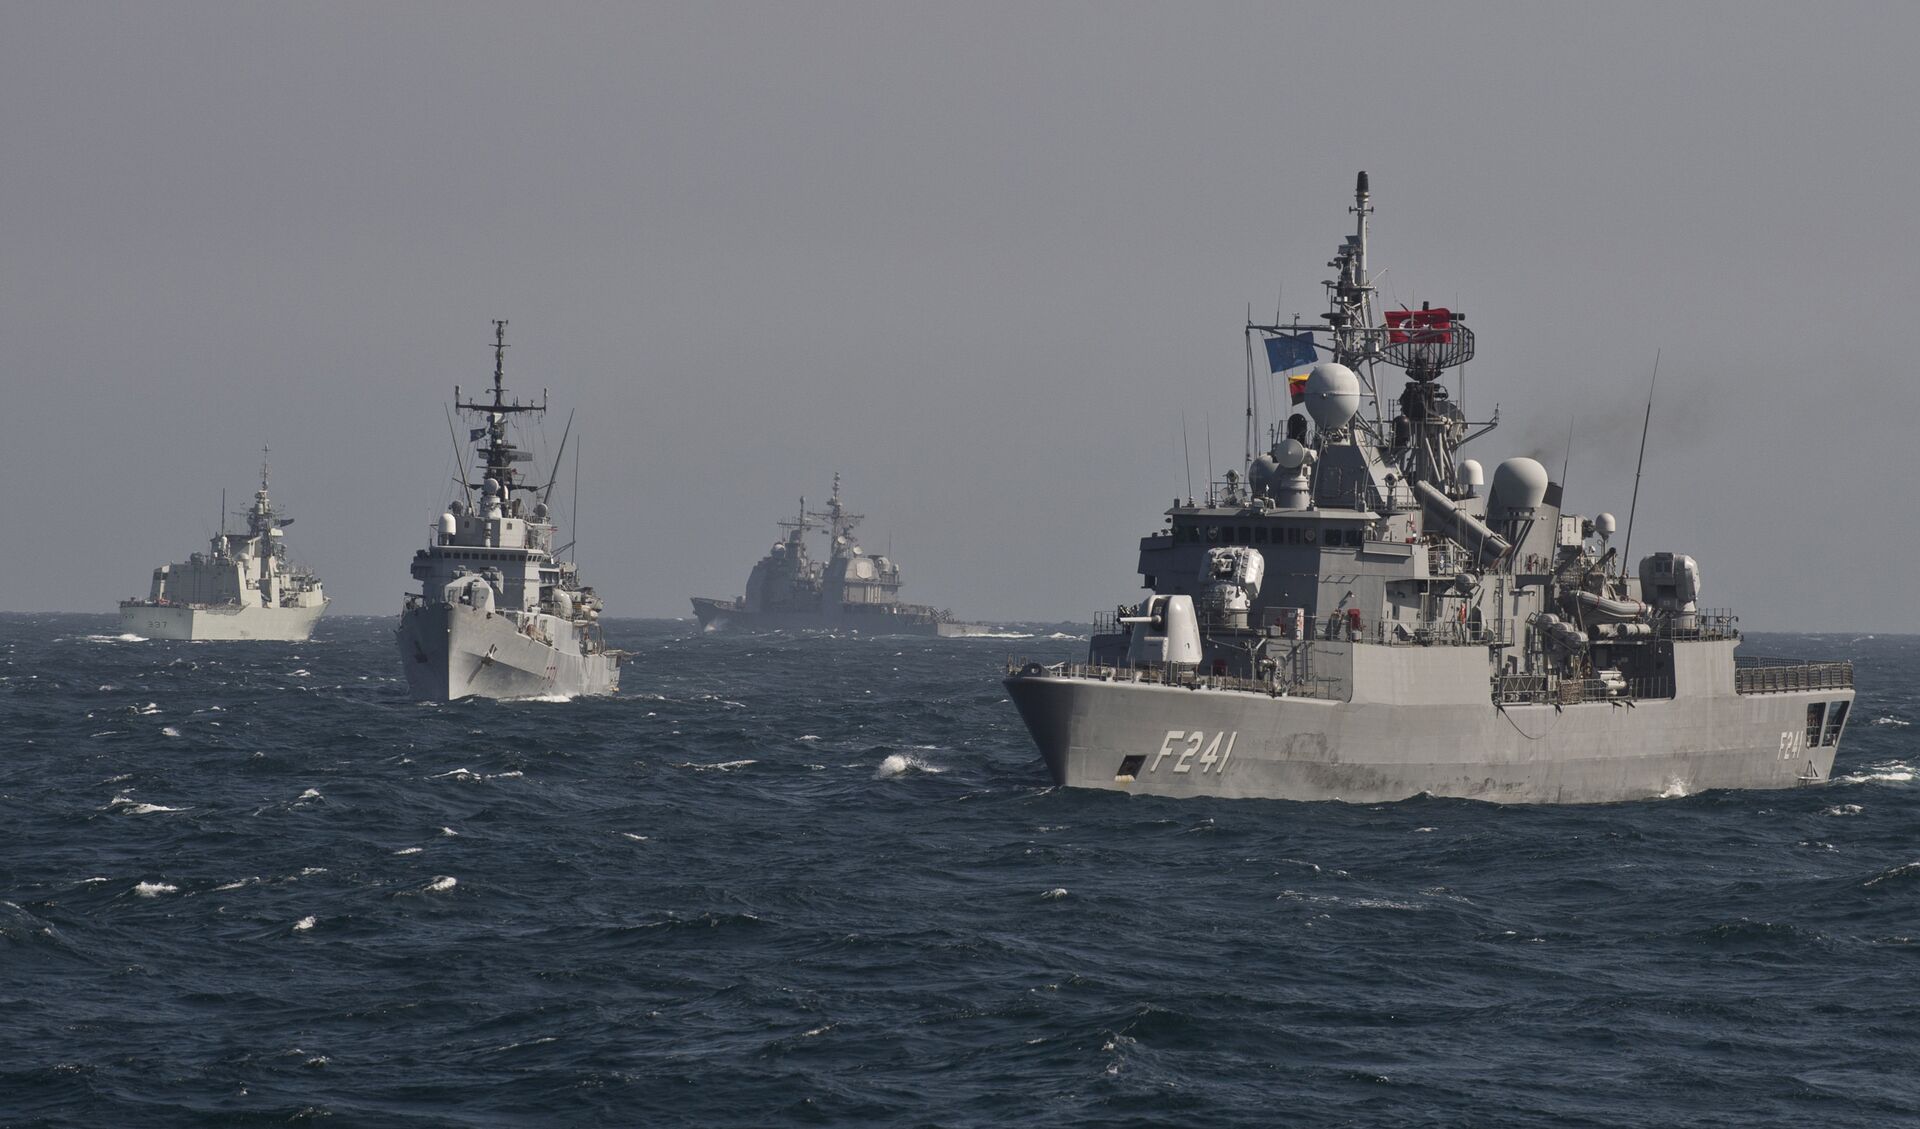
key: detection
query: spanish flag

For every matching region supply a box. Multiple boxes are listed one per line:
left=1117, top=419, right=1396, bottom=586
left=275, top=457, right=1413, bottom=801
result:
left=1287, top=372, right=1310, bottom=404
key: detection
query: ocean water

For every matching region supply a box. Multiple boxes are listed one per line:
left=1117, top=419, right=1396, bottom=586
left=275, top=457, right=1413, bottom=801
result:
left=2, top=614, right=1916, bottom=1128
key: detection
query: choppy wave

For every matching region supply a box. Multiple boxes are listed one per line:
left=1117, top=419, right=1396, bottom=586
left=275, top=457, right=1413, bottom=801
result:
left=4, top=614, right=1917, bottom=1127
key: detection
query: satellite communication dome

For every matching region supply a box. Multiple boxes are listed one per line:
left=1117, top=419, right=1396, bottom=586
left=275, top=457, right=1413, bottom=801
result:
left=532, top=502, right=549, bottom=521
left=482, top=477, right=500, bottom=496
left=1276, top=438, right=1307, bottom=469
left=1488, top=457, right=1550, bottom=522
left=1304, top=363, right=1361, bottom=431
left=1459, top=459, right=1484, bottom=494
left=1595, top=512, right=1617, bottom=537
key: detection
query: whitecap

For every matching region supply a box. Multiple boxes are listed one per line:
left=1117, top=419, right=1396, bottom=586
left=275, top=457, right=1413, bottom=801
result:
left=107, top=795, right=181, bottom=815
left=620, top=833, right=649, bottom=842
left=293, top=916, right=316, bottom=932
left=1823, top=804, right=1863, bottom=817
left=875, top=753, right=945, bottom=778
left=394, top=846, right=424, bottom=855
left=296, top=788, right=323, bottom=802
left=440, top=826, right=459, bottom=837
left=425, top=876, right=457, bottom=893
left=289, top=669, right=311, bottom=677
left=1657, top=778, right=1694, bottom=799
left=1835, top=762, right=1915, bottom=786
left=298, top=867, right=327, bottom=877
left=84, top=634, right=147, bottom=643
left=676, top=759, right=757, bottom=772
left=213, top=877, right=259, bottom=891
left=133, top=881, right=178, bottom=898
left=160, top=726, right=181, bottom=738
left=519, top=693, right=577, bottom=703
left=1041, top=887, right=1069, bottom=900
left=797, top=734, right=820, bottom=742
left=1413, top=826, right=1437, bottom=833
left=1871, top=716, right=1911, bottom=728
left=132, top=702, right=161, bottom=715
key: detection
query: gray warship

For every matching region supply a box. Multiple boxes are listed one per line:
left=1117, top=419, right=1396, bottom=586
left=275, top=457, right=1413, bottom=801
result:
left=1005, top=172, right=1854, bottom=804
left=396, top=321, right=620, bottom=701
left=691, top=475, right=991, bottom=636
left=120, top=451, right=329, bottom=640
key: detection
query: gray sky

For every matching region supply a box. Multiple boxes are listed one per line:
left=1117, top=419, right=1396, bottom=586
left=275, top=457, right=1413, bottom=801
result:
left=5, top=2, right=1917, bottom=630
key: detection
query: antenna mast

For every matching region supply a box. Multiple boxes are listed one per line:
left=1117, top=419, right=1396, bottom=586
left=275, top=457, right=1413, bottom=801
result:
left=1621, top=350, right=1661, bottom=573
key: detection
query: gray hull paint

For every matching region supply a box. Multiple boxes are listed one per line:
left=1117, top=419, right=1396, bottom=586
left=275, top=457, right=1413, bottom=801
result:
left=1006, top=643, right=1849, bottom=805
left=396, top=603, right=618, bottom=702
left=691, top=597, right=993, bottom=637
left=119, top=601, right=327, bottom=642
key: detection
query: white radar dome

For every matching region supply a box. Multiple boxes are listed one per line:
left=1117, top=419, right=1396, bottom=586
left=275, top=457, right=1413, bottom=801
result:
left=1459, top=459, right=1484, bottom=494
left=1304, top=363, right=1361, bottom=432
left=1595, top=512, right=1617, bottom=537
left=1488, top=457, right=1550, bottom=522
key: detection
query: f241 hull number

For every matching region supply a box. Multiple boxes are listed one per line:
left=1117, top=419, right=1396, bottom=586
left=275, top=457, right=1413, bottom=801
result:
left=1150, top=730, right=1237, bottom=775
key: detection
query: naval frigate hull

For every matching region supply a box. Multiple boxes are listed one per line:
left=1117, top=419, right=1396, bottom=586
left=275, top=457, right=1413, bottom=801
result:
left=396, top=603, right=619, bottom=702
left=691, top=597, right=993, bottom=637
left=1006, top=644, right=1853, bottom=805
left=119, top=601, right=328, bottom=641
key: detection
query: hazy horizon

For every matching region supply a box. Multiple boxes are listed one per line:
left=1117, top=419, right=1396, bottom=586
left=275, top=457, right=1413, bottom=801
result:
left=7, top=3, right=1917, bottom=633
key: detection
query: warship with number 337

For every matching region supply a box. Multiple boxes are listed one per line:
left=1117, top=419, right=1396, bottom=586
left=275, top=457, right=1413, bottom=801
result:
left=1005, top=173, right=1854, bottom=804
left=396, top=322, right=620, bottom=701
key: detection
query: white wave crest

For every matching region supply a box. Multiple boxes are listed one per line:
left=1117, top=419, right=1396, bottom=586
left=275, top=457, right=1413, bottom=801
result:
left=425, top=876, right=457, bottom=893
left=621, top=832, right=649, bottom=842
left=293, top=916, right=316, bottom=932
left=1835, top=762, right=1915, bottom=786
left=107, top=795, right=181, bottom=815
left=1823, top=804, right=1864, bottom=817
left=131, top=702, right=161, bottom=715
left=1041, top=887, right=1069, bottom=900
left=133, top=881, right=178, bottom=898
left=1657, top=778, right=1694, bottom=799
left=160, top=726, right=181, bottom=738
left=1871, top=716, right=1911, bottom=728
left=518, top=693, right=577, bottom=703
left=394, top=846, right=424, bottom=855
left=440, top=826, right=460, bottom=837
left=678, top=759, right=757, bottom=772
left=875, top=752, right=945, bottom=779
left=84, top=634, right=147, bottom=643
left=296, top=788, right=323, bottom=802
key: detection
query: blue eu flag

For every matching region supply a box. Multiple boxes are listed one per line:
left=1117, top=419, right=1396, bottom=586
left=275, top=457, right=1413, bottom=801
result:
left=1264, top=333, right=1317, bottom=373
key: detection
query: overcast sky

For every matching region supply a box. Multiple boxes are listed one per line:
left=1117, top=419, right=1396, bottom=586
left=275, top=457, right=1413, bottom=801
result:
left=5, top=2, right=1916, bottom=631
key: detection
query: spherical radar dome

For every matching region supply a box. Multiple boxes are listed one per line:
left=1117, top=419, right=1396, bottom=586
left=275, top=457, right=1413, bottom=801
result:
left=1304, top=363, right=1361, bottom=432
left=1275, top=438, right=1307, bottom=469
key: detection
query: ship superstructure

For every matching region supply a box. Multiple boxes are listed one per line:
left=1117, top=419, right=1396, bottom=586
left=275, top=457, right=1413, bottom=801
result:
left=691, top=475, right=990, bottom=636
left=120, top=451, right=328, bottom=640
left=395, top=321, right=620, bottom=700
left=1005, top=173, right=1854, bottom=803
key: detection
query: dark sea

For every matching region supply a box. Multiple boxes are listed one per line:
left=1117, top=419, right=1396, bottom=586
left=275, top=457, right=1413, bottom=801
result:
left=3, top=614, right=1917, bottom=1127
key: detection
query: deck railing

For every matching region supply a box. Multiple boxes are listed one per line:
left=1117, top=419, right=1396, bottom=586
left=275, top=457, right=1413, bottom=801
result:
left=1733, top=658, right=1853, bottom=694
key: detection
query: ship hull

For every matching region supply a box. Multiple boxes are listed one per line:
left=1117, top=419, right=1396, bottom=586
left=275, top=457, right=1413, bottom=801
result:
left=691, top=596, right=992, bottom=637
left=396, top=603, right=619, bottom=702
left=119, top=601, right=327, bottom=641
left=1004, top=670, right=1851, bottom=805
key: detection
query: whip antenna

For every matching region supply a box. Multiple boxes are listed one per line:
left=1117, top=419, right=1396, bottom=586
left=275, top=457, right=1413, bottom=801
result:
left=1621, top=350, right=1660, bottom=573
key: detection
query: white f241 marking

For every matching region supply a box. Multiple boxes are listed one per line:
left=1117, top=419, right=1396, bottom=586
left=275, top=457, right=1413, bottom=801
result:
left=1150, top=730, right=1237, bottom=775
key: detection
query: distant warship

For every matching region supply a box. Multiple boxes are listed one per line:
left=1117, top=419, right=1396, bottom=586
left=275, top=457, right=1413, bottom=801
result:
left=396, top=321, right=620, bottom=701
left=120, top=451, right=328, bottom=640
left=692, top=475, right=990, bottom=636
left=1006, top=172, right=1854, bottom=803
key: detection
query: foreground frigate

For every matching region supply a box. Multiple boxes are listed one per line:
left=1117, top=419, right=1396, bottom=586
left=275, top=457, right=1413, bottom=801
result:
left=691, top=475, right=991, bottom=636
left=119, top=452, right=328, bottom=640
left=1005, top=172, right=1854, bottom=804
left=396, top=321, right=620, bottom=701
